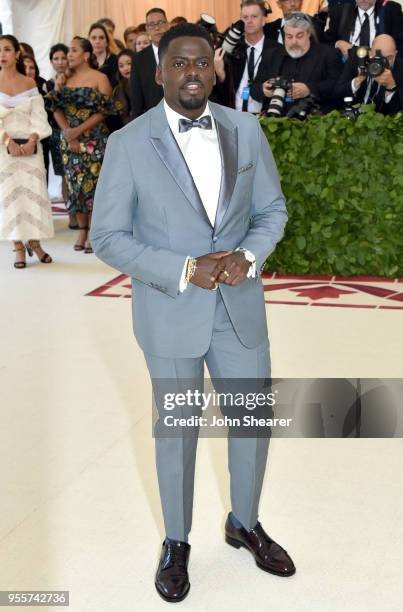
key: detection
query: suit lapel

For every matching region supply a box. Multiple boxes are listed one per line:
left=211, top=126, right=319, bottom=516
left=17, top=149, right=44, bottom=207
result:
left=209, top=102, right=238, bottom=232
left=149, top=101, right=212, bottom=227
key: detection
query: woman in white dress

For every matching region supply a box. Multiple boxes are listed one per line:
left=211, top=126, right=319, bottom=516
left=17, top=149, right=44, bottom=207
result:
left=0, top=35, right=53, bottom=269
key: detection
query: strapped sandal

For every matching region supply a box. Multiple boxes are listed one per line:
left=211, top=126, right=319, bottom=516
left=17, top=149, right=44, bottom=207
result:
left=74, top=226, right=89, bottom=252
left=25, top=240, right=53, bottom=264
left=13, top=242, right=26, bottom=269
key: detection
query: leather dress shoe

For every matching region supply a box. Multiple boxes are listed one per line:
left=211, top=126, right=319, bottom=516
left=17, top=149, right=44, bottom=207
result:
left=155, top=539, right=191, bottom=602
left=225, top=514, right=296, bottom=576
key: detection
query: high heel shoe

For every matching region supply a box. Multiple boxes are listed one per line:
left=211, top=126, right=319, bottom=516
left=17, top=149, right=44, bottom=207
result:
left=13, top=242, right=26, bottom=269
left=25, top=240, right=52, bottom=263
left=74, top=226, right=88, bottom=252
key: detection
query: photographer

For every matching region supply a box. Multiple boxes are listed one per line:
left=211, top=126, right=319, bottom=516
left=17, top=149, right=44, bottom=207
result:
left=251, top=13, right=342, bottom=114
left=336, top=34, right=403, bottom=114
left=213, top=0, right=280, bottom=111
left=324, top=0, right=403, bottom=60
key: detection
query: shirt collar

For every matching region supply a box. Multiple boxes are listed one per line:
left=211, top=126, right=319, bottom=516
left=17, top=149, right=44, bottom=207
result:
left=245, top=34, right=265, bottom=53
left=358, top=6, right=374, bottom=17
left=163, top=100, right=214, bottom=136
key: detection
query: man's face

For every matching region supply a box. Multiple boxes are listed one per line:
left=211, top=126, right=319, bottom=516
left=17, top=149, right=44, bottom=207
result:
left=240, top=5, right=266, bottom=38
left=284, top=26, right=310, bottom=58
left=356, top=0, right=376, bottom=11
left=156, top=36, right=215, bottom=119
left=277, top=0, right=303, bottom=18
left=369, top=44, right=396, bottom=67
left=146, top=11, right=169, bottom=46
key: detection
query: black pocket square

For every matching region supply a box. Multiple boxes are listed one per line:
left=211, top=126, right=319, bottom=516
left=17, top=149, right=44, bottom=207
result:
left=237, top=162, right=254, bottom=174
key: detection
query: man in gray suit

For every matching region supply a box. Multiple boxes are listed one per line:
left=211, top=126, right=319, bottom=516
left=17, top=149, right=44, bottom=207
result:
left=91, top=23, right=295, bottom=603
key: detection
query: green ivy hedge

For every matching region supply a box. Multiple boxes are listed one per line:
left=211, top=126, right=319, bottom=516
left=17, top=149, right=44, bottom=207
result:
left=260, top=106, right=403, bottom=277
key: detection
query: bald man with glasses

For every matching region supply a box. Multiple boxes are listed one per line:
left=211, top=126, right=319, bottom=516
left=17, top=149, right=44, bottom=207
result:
left=265, top=0, right=326, bottom=44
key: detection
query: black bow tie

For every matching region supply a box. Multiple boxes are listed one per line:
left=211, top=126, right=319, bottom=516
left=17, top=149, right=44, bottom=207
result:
left=178, top=115, right=212, bottom=133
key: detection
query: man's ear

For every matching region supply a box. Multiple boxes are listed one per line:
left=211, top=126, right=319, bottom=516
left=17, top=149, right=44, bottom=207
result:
left=156, top=64, right=163, bottom=86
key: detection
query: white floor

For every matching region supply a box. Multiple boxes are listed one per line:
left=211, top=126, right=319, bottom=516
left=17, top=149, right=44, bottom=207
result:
left=0, top=216, right=402, bottom=612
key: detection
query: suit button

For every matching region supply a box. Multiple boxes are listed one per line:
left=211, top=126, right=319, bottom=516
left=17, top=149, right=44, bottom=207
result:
left=212, top=236, right=218, bottom=243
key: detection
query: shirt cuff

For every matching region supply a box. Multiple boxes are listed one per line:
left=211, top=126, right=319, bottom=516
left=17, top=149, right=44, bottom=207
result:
left=236, top=248, right=256, bottom=278
left=179, top=256, right=190, bottom=293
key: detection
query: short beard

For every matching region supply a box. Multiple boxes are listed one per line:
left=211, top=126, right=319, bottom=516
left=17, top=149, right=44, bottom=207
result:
left=178, top=93, right=206, bottom=111
left=287, top=47, right=307, bottom=59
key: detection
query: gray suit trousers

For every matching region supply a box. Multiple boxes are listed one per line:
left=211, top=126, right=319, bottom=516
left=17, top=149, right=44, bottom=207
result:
left=145, top=290, right=271, bottom=542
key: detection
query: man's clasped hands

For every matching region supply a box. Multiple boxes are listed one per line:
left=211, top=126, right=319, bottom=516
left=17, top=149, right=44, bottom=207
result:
left=189, top=251, right=252, bottom=290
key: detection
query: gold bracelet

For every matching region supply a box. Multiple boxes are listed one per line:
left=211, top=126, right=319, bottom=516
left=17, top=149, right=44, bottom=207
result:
left=185, top=257, right=197, bottom=284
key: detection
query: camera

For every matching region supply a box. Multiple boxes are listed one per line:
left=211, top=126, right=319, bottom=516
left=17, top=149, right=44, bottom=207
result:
left=200, top=14, right=245, bottom=56
left=286, top=95, right=320, bottom=120
left=340, top=96, right=360, bottom=120
left=265, top=77, right=293, bottom=117
left=356, top=47, right=390, bottom=78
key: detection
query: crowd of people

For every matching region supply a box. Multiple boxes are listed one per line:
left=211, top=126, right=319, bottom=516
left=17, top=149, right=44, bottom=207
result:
left=0, top=0, right=402, bottom=269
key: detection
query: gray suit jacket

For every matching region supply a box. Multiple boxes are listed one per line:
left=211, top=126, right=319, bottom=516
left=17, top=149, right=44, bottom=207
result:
left=90, top=100, right=287, bottom=358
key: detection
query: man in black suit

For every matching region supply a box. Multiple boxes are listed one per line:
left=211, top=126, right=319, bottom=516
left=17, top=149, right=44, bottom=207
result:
left=336, top=34, right=403, bottom=114
left=130, top=7, right=169, bottom=118
left=324, top=0, right=403, bottom=59
left=214, top=0, right=280, bottom=110
left=265, top=0, right=326, bottom=43
left=251, top=13, right=343, bottom=113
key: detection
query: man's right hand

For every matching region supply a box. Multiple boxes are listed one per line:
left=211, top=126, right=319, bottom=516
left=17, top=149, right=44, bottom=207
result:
left=190, top=252, right=232, bottom=290
left=214, top=48, right=226, bottom=83
left=335, top=40, right=353, bottom=60
left=353, top=74, right=367, bottom=91
left=263, top=81, right=274, bottom=98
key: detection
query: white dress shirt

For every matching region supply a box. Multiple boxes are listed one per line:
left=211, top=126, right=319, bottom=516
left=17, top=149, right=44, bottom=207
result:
left=350, top=7, right=376, bottom=47
left=163, top=101, right=255, bottom=291
left=152, top=43, right=159, bottom=65
left=278, top=19, right=285, bottom=45
left=235, top=35, right=265, bottom=113
left=351, top=76, right=395, bottom=104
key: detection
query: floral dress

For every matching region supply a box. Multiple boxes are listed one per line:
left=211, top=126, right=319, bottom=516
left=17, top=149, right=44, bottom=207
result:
left=45, top=86, right=119, bottom=213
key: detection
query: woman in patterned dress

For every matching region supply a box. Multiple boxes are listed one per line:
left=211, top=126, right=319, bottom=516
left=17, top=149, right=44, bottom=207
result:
left=0, top=35, right=53, bottom=269
left=46, top=37, right=118, bottom=253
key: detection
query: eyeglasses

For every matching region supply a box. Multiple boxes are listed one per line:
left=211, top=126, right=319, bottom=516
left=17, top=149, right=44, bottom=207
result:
left=284, top=12, right=312, bottom=22
left=146, top=20, right=167, bottom=30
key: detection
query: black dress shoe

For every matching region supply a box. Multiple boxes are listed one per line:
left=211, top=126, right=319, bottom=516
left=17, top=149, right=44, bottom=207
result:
left=155, top=539, right=191, bottom=602
left=225, top=514, right=296, bottom=576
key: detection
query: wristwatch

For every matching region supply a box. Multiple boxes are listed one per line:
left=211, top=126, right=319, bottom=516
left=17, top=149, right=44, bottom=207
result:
left=236, top=247, right=256, bottom=266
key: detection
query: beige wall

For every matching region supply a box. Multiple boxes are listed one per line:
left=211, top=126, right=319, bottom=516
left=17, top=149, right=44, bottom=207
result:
left=71, top=0, right=242, bottom=40
left=70, top=0, right=330, bottom=48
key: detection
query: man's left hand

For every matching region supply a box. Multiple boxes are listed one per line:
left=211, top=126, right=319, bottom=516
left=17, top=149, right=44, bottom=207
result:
left=289, top=83, right=311, bottom=99
left=374, top=69, right=396, bottom=90
left=216, top=252, right=252, bottom=286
